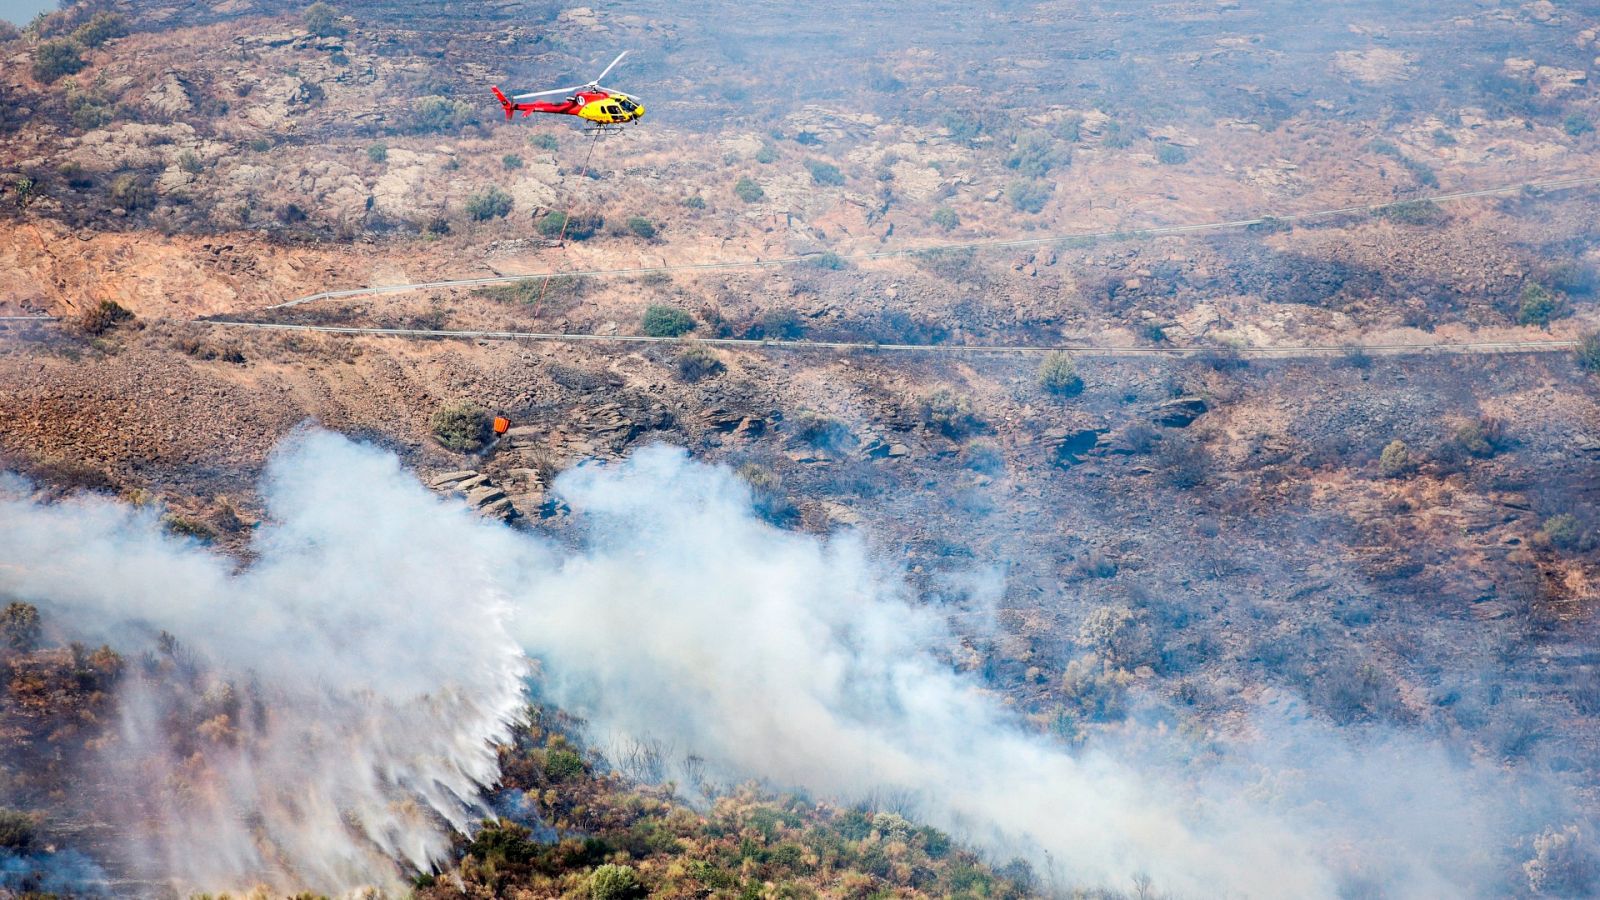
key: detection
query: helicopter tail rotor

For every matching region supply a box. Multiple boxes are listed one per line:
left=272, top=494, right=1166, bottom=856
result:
left=491, top=86, right=514, bottom=119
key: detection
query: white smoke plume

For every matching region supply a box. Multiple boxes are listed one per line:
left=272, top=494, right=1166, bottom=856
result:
left=0, top=433, right=1554, bottom=897
left=0, top=431, right=530, bottom=895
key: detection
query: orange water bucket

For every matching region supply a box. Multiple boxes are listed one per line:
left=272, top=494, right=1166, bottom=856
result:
left=492, top=416, right=510, bottom=435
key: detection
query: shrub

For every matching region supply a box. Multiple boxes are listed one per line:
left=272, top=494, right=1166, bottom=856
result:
left=1006, top=180, right=1051, bottom=213
left=1036, top=352, right=1083, bottom=397
left=109, top=173, right=152, bottom=210
left=682, top=194, right=706, bottom=209
left=177, top=151, right=203, bottom=175
left=465, top=186, right=513, bottom=221
left=755, top=143, right=777, bottom=164
left=1564, top=114, right=1593, bottom=137
left=931, top=206, right=959, bottom=231
left=733, top=176, right=764, bottom=203
left=1004, top=131, right=1064, bottom=178
left=808, top=250, right=846, bottom=270
left=792, top=412, right=850, bottom=449
left=410, top=95, right=476, bottom=133
left=1379, top=199, right=1446, bottom=226
left=625, top=215, right=656, bottom=239
left=589, top=863, right=644, bottom=900
left=544, top=748, right=586, bottom=780
left=163, top=515, right=218, bottom=543
left=78, top=299, right=134, bottom=335
left=32, top=40, right=84, bottom=82
left=1452, top=417, right=1506, bottom=459
left=1576, top=331, right=1600, bottom=374
left=502, top=153, right=523, bottom=170
left=641, top=305, right=695, bottom=338
left=366, top=142, right=387, bottom=163
left=1155, top=142, right=1188, bottom=165
left=759, top=307, right=806, bottom=340
left=303, top=2, right=344, bottom=37
left=529, top=132, right=559, bottom=151
left=674, top=345, right=724, bottom=382
left=1517, top=282, right=1560, bottom=327
left=430, top=401, right=491, bottom=453
left=1158, top=434, right=1209, bottom=488
left=1, top=603, right=41, bottom=653
left=537, top=210, right=602, bottom=241
left=71, top=12, right=127, bottom=48
left=920, top=389, right=983, bottom=439
left=248, top=137, right=272, bottom=153
left=0, top=810, right=36, bottom=850
left=1538, top=514, right=1584, bottom=551
left=1378, top=439, right=1414, bottom=477
left=67, top=91, right=111, bottom=130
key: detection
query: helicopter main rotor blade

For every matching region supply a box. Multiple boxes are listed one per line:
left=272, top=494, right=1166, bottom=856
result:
left=512, top=85, right=586, bottom=100
left=592, top=50, right=628, bottom=85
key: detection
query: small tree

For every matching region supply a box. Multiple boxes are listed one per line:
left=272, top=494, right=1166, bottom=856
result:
left=920, top=389, right=983, bottom=438
left=71, top=13, right=127, bottom=48
left=733, top=176, right=764, bottom=203
left=465, top=186, right=512, bottom=221
left=931, top=207, right=959, bottom=231
left=1037, top=352, right=1083, bottom=397
left=641, top=304, right=695, bottom=337
left=1452, top=417, right=1505, bottom=459
left=108, top=173, right=152, bottom=210
left=410, top=96, right=476, bottom=133
left=1156, top=142, right=1188, bottom=165
left=1006, top=180, right=1051, bottom=213
left=759, top=307, right=806, bottom=340
left=366, top=142, right=387, bottom=163
left=502, top=153, right=523, bottom=170
left=177, top=151, right=203, bottom=175
left=302, top=2, right=344, bottom=37
left=1, top=603, right=41, bottom=653
left=32, top=40, right=85, bottom=83
left=1577, top=331, right=1600, bottom=374
left=1378, top=439, right=1414, bottom=478
left=1517, top=282, right=1560, bottom=327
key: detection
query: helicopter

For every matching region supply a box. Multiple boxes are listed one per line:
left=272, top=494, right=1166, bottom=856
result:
left=491, top=51, right=645, bottom=130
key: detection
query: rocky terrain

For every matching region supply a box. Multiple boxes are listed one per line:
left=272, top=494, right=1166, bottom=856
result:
left=1, top=0, right=1600, bottom=896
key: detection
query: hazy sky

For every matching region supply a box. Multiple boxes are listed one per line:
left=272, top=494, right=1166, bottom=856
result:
left=0, top=0, right=53, bottom=26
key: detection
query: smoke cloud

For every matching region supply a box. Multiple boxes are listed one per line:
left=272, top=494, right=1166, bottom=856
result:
left=0, top=432, right=1564, bottom=897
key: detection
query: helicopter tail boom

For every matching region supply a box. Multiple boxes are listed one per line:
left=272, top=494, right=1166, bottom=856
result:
left=491, top=86, right=514, bottom=120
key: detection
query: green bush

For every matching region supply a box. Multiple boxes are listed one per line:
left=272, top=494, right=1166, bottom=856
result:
left=32, top=40, right=85, bottom=82
left=626, top=215, right=656, bottom=239
left=177, top=151, right=203, bottom=175
left=1517, top=282, right=1560, bottom=327
left=1378, top=439, right=1414, bottom=478
left=805, top=159, right=845, bottom=186
left=1564, top=114, right=1593, bottom=137
left=930, top=206, right=959, bottom=231
left=303, top=2, right=344, bottom=37
left=674, top=345, right=724, bottom=383
left=1006, top=180, right=1051, bottom=214
left=248, top=137, right=272, bottom=153
left=755, top=143, right=777, bottom=164
left=0, top=809, right=36, bottom=850
left=465, top=186, right=513, bottom=221
left=920, top=389, right=983, bottom=438
left=78, top=299, right=134, bottom=335
left=1379, top=200, right=1446, bottom=226
left=430, top=401, right=491, bottom=452
left=1156, top=142, right=1188, bottom=165
left=588, top=863, right=644, bottom=900
left=1, top=603, right=41, bottom=653
left=537, top=210, right=602, bottom=240
left=529, top=132, right=559, bottom=151
left=641, top=304, right=695, bottom=337
left=410, top=95, right=476, bottom=133
left=1004, top=131, right=1065, bottom=178
left=366, top=142, right=387, bottom=163
left=1539, top=514, right=1584, bottom=551
left=1576, top=331, right=1600, bottom=374
left=163, top=515, right=218, bottom=543
left=1037, top=351, right=1083, bottom=397
left=792, top=412, right=850, bottom=449
left=67, top=91, right=111, bottom=130
left=808, top=251, right=846, bottom=270
left=544, top=748, right=586, bottom=780
left=502, top=153, right=523, bottom=170
left=682, top=194, right=706, bottom=209
left=71, top=13, right=127, bottom=48
left=733, top=176, right=764, bottom=203
left=1101, top=119, right=1135, bottom=148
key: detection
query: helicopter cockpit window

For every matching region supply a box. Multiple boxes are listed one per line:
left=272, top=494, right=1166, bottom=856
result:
left=618, top=98, right=637, bottom=112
